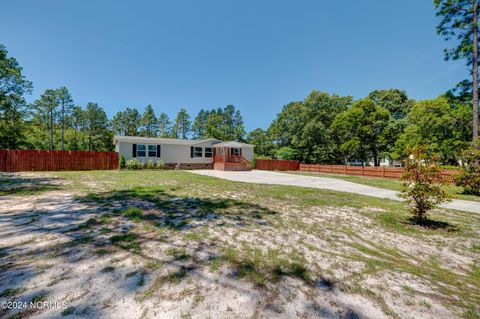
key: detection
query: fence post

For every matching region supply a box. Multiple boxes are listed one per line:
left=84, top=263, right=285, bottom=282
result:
left=362, top=165, right=364, bottom=176
left=382, top=166, right=385, bottom=178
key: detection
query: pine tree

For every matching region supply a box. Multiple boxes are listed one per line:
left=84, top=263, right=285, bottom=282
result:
left=435, top=0, right=480, bottom=142
left=173, top=108, right=191, bottom=139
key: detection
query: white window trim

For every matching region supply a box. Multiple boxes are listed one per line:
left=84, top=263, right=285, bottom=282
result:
left=194, top=146, right=203, bottom=157
left=137, top=144, right=147, bottom=157
left=137, top=144, right=158, bottom=158
left=205, top=147, right=213, bottom=158
left=148, top=145, right=157, bottom=158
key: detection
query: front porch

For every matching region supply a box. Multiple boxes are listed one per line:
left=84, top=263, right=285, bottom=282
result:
left=213, top=143, right=252, bottom=171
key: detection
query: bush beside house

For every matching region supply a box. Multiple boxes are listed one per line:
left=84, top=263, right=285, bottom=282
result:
left=124, top=158, right=164, bottom=170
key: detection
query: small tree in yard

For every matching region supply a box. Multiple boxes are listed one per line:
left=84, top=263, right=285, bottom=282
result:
left=456, top=147, right=480, bottom=196
left=399, top=146, right=449, bottom=224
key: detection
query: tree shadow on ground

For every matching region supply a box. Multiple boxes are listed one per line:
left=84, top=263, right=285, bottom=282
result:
left=0, top=173, right=62, bottom=197
left=0, top=180, right=364, bottom=319
left=405, top=217, right=458, bottom=231
left=78, top=186, right=277, bottom=230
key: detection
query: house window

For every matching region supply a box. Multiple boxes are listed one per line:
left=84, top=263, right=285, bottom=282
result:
left=137, top=144, right=146, bottom=157
left=231, top=148, right=240, bottom=155
left=148, top=145, right=157, bottom=157
left=205, top=147, right=213, bottom=158
left=194, top=147, right=203, bottom=157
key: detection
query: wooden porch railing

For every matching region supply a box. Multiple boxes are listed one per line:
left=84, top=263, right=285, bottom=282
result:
left=214, top=155, right=243, bottom=163
left=214, top=155, right=252, bottom=169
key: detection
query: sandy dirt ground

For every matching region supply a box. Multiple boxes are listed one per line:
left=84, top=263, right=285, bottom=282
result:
left=0, top=172, right=478, bottom=319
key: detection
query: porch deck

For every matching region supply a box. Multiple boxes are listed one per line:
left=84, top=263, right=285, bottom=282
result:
left=213, top=155, right=251, bottom=171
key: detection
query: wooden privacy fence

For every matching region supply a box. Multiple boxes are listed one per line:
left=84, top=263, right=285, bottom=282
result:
left=255, top=159, right=300, bottom=171
left=299, top=164, right=458, bottom=183
left=0, top=150, right=119, bottom=172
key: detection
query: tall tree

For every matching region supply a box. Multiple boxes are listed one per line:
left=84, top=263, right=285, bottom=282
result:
left=141, top=104, right=157, bottom=137
left=233, top=109, right=246, bottom=141
left=110, top=111, right=127, bottom=135
left=192, top=109, right=209, bottom=139
left=205, top=108, right=224, bottom=139
left=395, top=97, right=472, bottom=164
left=367, top=89, right=414, bottom=160
left=70, top=105, right=85, bottom=150
left=268, top=101, right=306, bottom=148
left=0, top=44, right=33, bottom=149
left=435, top=0, right=479, bottom=142
left=246, top=128, right=274, bottom=157
left=157, top=112, right=171, bottom=137
left=202, top=105, right=246, bottom=141
left=0, top=94, right=28, bottom=149
left=56, top=87, right=74, bottom=150
left=33, top=89, right=59, bottom=150
left=332, top=99, right=391, bottom=166
left=173, top=108, right=191, bottom=139
left=84, top=102, right=109, bottom=151
left=367, top=89, right=414, bottom=120
left=124, top=107, right=141, bottom=136
left=268, top=91, right=352, bottom=164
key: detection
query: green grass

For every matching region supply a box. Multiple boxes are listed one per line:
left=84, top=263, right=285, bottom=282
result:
left=52, top=170, right=476, bottom=238
left=102, top=266, right=115, bottom=273
left=110, top=232, right=142, bottom=253
left=0, top=287, right=26, bottom=297
left=61, top=306, right=75, bottom=316
left=287, top=171, right=480, bottom=202
left=166, top=247, right=191, bottom=260
left=119, top=207, right=143, bottom=222
left=140, top=267, right=191, bottom=300
left=31, top=293, right=48, bottom=303
left=0, top=176, right=60, bottom=196
left=221, top=245, right=311, bottom=286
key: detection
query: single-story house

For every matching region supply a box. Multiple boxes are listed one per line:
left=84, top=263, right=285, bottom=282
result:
left=113, top=135, right=254, bottom=171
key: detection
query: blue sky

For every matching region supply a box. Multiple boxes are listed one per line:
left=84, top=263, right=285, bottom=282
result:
left=1, top=0, right=466, bottom=131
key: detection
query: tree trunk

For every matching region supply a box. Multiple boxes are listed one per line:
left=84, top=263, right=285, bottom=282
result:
left=73, top=128, right=77, bottom=151
left=61, top=101, right=65, bottom=150
left=89, top=128, right=92, bottom=151
left=373, top=153, right=379, bottom=166
left=473, top=0, right=479, bottom=143
left=50, top=108, right=54, bottom=150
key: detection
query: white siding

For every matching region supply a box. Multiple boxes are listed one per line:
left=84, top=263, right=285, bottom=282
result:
left=242, top=147, right=254, bottom=162
left=117, top=141, right=214, bottom=164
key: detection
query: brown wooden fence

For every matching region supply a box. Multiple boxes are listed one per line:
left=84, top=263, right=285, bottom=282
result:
left=299, top=164, right=458, bottom=183
left=0, top=150, right=119, bottom=172
left=255, top=159, right=300, bottom=171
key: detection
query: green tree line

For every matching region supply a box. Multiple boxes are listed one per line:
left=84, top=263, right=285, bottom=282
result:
left=247, top=89, right=473, bottom=166
left=0, top=44, right=246, bottom=151
left=0, top=36, right=476, bottom=165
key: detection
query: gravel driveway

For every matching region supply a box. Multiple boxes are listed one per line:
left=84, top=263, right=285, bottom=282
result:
left=189, top=170, right=480, bottom=213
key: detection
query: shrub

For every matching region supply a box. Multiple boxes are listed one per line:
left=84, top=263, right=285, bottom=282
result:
left=124, top=158, right=164, bottom=170
left=125, top=158, right=144, bottom=170
left=455, top=147, right=480, bottom=196
left=155, top=160, right=165, bottom=169
left=119, top=155, right=126, bottom=169
left=399, top=146, right=449, bottom=223
left=146, top=160, right=156, bottom=169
